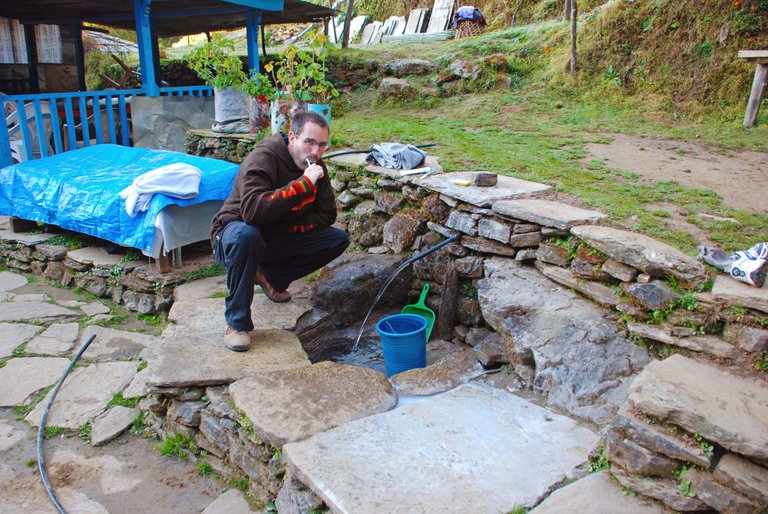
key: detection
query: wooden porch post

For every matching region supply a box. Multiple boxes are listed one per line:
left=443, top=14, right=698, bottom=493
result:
left=133, top=0, right=160, bottom=96
left=23, top=23, right=40, bottom=93
left=246, top=9, right=262, bottom=74
left=73, top=23, right=86, bottom=91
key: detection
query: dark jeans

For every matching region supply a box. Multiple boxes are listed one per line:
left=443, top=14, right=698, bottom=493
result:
left=213, top=221, right=349, bottom=331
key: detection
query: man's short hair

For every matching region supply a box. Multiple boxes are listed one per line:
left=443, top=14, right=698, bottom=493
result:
left=291, top=110, right=329, bottom=136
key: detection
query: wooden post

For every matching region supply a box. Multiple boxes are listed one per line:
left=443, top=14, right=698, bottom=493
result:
left=342, top=0, right=355, bottom=49
left=744, top=63, right=767, bottom=128
left=570, top=2, right=578, bottom=73
left=738, top=50, right=768, bottom=128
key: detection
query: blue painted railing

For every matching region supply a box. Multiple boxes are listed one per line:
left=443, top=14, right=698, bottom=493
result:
left=0, top=85, right=213, bottom=168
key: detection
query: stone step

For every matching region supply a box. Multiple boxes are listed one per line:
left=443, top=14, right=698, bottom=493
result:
left=711, top=275, right=768, bottom=314
left=416, top=171, right=550, bottom=208
left=629, top=354, right=768, bottom=462
left=493, top=199, right=606, bottom=230
left=283, top=382, right=598, bottom=513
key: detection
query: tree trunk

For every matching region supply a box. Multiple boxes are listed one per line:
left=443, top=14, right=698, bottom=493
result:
left=342, top=0, right=355, bottom=49
left=570, top=2, right=578, bottom=72
left=563, top=0, right=572, bottom=22
left=511, top=0, right=525, bottom=27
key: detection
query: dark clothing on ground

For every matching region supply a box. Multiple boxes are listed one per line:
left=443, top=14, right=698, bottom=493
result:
left=210, top=133, right=348, bottom=332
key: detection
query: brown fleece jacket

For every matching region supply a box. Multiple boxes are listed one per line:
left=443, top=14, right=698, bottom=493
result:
left=210, top=133, right=337, bottom=246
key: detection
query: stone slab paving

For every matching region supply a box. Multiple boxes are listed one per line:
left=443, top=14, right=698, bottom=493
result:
left=173, top=274, right=227, bottom=302
left=10, top=293, right=51, bottom=302
left=571, top=225, right=708, bottom=287
left=0, top=419, right=26, bottom=451
left=0, top=357, right=70, bottom=407
left=529, top=471, right=670, bottom=513
left=0, top=301, right=80, bottom=323
left=66, top=247, right=123, bottom=267
left=493, top=199, right=606, bottom=230
left=0, top=229, right=55, bottom=245
left=0, top=322, right=41, bottom=357
left=25, top=322, right=79, bottom=356
left=415, top=171, right=550, bottom=207
left=145, top=331, right=311, bottom=388
left=711, top=275, right=768, bottom=314
left=25, top=361, right=137, bottom=429
left=201, top=489, right=256, bottom=514
left=165, top=296, right=311, bottom=337
left=0, top=271, right=28, bottom=291
left=91, top=406, right=139, bottom=446
left=81, top=301, right=110, bottom=317
left=78, top=325, right=159, bottom=361
left=629, top=354, right=768, bottom=462
left=390, top=349, right=485, bottom=396
left=230, top=361, right=397, bottom=446
left=283, top=383, right=598, bottom=513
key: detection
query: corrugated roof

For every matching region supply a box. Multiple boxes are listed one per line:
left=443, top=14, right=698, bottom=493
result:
left=3, top=0, right=336, bottom=37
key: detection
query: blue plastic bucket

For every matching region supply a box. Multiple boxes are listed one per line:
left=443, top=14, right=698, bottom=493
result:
left=376, top=314, right=428, bottom=377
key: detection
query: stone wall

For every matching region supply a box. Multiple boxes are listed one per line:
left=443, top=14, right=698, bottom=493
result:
left=325, top=154, right=768, bottom=513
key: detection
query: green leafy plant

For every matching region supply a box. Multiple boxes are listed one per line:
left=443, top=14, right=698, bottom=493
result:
left=674, top=464, right=696, bottom=497
left=693, top=432, right=714, bottom=457
left=158, top=433, right=197, bottom=460
left=185, top=263, right=225, bottom=282
left=107, top=392, right=140, bottom=408
left=587, top=445, right=610, bottom=473
left=264, top=30, right=339, bottom=104
left=185, top=38, right=247, bottom=90
left=43, top=426, right=67, bottom=439
left=243, top=72, right=276, bottom=99
left=754, top=349, right=768, bottom=371
left=129, top=412, right=146, bottom=435
left=79, top=419, right=93, bottom=440
left=197, top=460, right=214, bottom=476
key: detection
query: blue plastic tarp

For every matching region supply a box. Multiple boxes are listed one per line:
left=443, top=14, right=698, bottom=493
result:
left=0, top=144, right=239, bottom=254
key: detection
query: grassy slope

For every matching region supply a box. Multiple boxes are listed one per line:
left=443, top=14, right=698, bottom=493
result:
left=330, top=11, right=768, bottom=255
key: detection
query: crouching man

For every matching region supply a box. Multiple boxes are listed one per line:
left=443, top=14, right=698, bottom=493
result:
left=210, top=110, right=349, bottom=351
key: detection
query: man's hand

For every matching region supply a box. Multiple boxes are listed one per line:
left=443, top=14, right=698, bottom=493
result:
left=303, top=163, right=325, bottom=184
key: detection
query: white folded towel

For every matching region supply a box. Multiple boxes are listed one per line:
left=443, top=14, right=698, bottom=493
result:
left=119, top=163, right=202, bottom=217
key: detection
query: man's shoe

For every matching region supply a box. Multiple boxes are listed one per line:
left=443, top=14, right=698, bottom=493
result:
left=224, top=326, right=251, bottom=352
left=254, top=267, right=292, bottom=303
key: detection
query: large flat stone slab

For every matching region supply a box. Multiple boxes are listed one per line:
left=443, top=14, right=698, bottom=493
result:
left=0, top=419, right=26, bottom=451
left=0, top=301, right=80, bottom=323
left=283, top=383, right=598, bottom=513
left=571, top=225, right=707, bottom=287
left=415, top=171, right=550, bottom=207
left=530, top=471, right=668, bottom=514
left=711, top=275, right=768, bottom=314
left=79, top=325, right=159, bottom=361
left=202, top=489, right=256, bottom=514
left=0, top=322, right=41, bottom=357
left=173, top=274, right=227, bottom=302
left=165, top=297, right=310, bottom=338
left=145, top=331, right=310, bottom=387
left=91, top=406, right=139, bottom=446
left=25, top=322, right=79, bottom=356
left=0, top=357, right=70, bottom=406
left=477, top=258, right=650, bottom=424
left=26, top=361, right=137, bottom=428
left=629, top=354, right=768, bottom=462
left=0, top=271, right=28, bottom=291
left=66, top=247, right=123, bottom=267
left=0, top=229, right=55, bottom=245
left=230, top=361, right=396, bottom=446
left=327, top=151, right=443, bottom=180
left=493, top=199, right=606, bottom=230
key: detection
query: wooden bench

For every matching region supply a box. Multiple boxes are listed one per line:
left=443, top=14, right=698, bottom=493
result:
left=737, top=50, right=768, bottom=127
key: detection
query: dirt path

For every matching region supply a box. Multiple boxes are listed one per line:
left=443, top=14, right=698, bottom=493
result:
left=584, top=133, right=768, bottom=215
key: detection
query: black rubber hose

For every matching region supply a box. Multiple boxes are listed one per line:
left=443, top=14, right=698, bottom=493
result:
left=323, top=142, right=437, bottom=160
left=37, top=334, right=97, bottom=514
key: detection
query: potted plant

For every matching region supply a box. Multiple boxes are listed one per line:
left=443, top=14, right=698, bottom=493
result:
left=243, top=72, right=276, bottom=132
left=185, top=38, right=250, bottom=133
left=264, top=30, right=339, bottom=134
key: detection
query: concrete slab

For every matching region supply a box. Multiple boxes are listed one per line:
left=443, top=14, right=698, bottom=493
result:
left=284, top=383, right=598, bottom=513
left=66, top=247, right=123, bottom=267
left=711, top=275, right=768, bottom=313
left=530, top=472, right=669, bottom=514
left=10, top=293, right=50, bottom=302
left=202, top=489, right=256, bottom=514
left=415, top=171, right=550, bottom=207
left=165, top=296, right=311, bottom=337
left=79, top=325, right=159, bottom=361
left=25, top=361, right=137, bottom=429
left=0, top=357, right=70, bottom=406
left=0, top=301, right=80, bottom=323
left=493, top=199, right=606, bottom=230
left=81, top=302, right=111, bottom=317
left=0, top=323, right=41, bottom=357
left=145, top=331, right=310, bottom=388
left=0, top=271, right=28, bottom=292
left=229, top=361, right=397, bottom=446
left=25, top=322, right=79, bottom=356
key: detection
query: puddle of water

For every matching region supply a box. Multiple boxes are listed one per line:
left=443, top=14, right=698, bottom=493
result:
left=332, top=336, right=386, bottom=375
